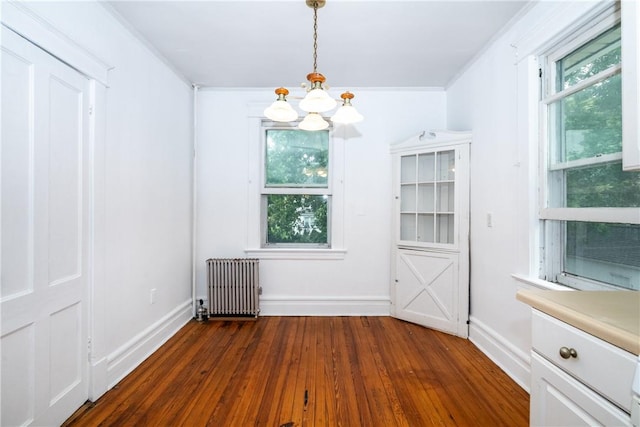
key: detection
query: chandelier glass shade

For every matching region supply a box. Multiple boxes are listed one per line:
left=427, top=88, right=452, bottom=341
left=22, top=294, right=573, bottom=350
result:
left=330, top=92, right=364, bottom=124
left=299, top=112, right=330, bottom=131
left=264, top=0, right=363, bottom=130
left=263, top=88, right=299, bottom=122
left=298, top=73, right=337, bottom=113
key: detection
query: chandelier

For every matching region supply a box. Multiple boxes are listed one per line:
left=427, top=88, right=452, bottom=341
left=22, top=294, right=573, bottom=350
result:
left=264, top=0, right=364, bottom=131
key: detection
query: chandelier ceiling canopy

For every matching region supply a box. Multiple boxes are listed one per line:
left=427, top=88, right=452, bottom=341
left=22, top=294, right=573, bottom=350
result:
left=264, top=0, right=364, bottom=131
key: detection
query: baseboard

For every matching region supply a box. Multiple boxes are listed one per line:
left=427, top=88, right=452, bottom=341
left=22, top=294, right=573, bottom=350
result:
left=89, top=357, right=108, bottom=401
left=468, top=315, right=531, bottom=393
left=106, top=300, right=192, bottom=389
left=259, top=296, right=391, bottom=316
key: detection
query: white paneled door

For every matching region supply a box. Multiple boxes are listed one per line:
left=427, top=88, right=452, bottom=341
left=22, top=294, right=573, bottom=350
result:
left=390, top=132, right=471, bottom=338
left=1, top=27, right=90, bottom=426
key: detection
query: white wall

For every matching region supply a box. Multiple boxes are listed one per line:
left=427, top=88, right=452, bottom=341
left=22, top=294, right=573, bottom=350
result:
left=8, top=1, right=194, bottom=397
left=196, top=88, right=447, bottom=315
left=446, top=0, right=615, bottom=390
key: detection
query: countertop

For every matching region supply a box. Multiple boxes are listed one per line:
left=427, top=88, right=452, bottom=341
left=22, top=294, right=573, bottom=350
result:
left=516, top=289, right=640, bottom=356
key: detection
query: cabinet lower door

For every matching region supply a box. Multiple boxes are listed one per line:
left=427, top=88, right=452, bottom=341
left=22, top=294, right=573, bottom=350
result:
left=393, top=249, right=461, bottom=335
left=531, top=353, right=631, bottom=427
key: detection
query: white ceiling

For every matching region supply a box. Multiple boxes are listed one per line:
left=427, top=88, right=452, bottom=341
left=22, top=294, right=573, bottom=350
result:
left=106, top=0, right=530, bottom=88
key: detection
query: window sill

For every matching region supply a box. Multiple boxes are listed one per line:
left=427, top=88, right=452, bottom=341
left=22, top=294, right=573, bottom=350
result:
left=244, top=248, right=347, bottom=260
left=512, top=273, right=574, bottom=291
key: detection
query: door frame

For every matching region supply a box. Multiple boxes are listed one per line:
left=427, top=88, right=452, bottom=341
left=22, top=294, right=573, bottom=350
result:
left=2, top=2, right=111, bottom=401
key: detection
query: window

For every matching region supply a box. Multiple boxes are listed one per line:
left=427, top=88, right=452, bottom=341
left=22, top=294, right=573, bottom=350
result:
left=261, top=128, right=331, bottom=248
left=540, top=18, right=640, bottom=290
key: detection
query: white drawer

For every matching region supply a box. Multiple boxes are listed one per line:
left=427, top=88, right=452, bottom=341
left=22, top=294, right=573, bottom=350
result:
left=532, top=309, right=637, bottom=413
left=531, top=352, right=631, bottom=427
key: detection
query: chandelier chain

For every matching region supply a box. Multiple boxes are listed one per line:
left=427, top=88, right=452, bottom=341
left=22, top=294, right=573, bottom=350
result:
left=312, top=1, right=318, bottom=73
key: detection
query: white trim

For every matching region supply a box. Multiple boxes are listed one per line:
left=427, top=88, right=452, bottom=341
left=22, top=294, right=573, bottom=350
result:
left=88, top=357, right=108, bottom=402
left=247, top=116, right=262, bottom=249
left=106, top=300, right=192, bottom=389
left=468, top=316, right=531, bottom=393
left=204, top=86, right=445, bottom=94
left=540, top=208, right=640, bottom=224
left=622, top=0, right=640, bottom=171
left=259, top=296, right=390, bottom=316
left=2, top=1, right=111, bottom=85
left=514, top=55, right=544, bottom=281
left=88, top=80, right=108, bottom=401
left=512, top=273, right=573, bottom=291
left=389, top=130, right=472, bottom=154
left=191, top=85, right=199, bottom=318
left=244, top=248, right=346, bottom=260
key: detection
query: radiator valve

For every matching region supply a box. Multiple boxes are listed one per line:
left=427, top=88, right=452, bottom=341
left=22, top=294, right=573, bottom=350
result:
left=196, top=299, right=209, bottom=322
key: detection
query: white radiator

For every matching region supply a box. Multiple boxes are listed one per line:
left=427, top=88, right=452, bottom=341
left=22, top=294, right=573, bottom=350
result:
left=206, top=258, right=261, bottom=319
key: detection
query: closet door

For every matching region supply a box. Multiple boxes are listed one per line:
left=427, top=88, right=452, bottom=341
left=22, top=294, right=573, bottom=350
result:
left=1, top=27, right=90, bottom=426
left=391, top=133, right=470, bottom=337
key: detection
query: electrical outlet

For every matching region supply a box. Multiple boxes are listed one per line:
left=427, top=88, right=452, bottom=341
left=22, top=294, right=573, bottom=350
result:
left=150, top=288, right=157, bottom=305
left=487, top=212, right=493, bottom=228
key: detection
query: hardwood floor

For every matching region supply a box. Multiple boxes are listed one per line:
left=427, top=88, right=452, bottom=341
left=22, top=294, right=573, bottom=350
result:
left=64, top=317, right=529, bottom=426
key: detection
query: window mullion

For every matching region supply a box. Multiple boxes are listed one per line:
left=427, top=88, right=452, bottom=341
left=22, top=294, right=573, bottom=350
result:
left=541, top=63, right=621, bottom=104
left=263, top=187, right=329, bottom=196
left=540, top=207, right=640, bottom=224
left=549, top=152, right=622, bottom=171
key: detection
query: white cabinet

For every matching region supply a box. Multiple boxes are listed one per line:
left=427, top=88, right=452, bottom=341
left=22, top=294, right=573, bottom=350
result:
left=390, top=131, right=470, bottom=337
left=530, top=310, right=635, bottom=426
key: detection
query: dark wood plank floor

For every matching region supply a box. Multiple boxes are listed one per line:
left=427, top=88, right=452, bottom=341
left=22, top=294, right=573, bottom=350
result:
left=64, top=317, right=529, bottom=426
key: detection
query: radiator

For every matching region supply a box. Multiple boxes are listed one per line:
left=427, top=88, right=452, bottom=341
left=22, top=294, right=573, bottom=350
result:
left=206, top=258, right=261, bottom=319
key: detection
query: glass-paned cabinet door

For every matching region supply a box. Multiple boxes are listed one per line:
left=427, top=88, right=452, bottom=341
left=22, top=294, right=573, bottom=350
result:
left=399, top=149, right=456, bottom=245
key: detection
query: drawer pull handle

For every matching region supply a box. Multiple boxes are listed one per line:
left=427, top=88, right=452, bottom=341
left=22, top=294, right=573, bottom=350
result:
left=559, top=346, right=578, bottom=359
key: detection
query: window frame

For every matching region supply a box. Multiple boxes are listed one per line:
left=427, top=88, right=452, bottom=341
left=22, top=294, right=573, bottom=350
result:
left=538, top=9, right=639, bottom=291
left=245, top=113, right=346, bottom=260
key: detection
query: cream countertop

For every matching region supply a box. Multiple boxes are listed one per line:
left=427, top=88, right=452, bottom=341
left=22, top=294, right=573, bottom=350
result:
left=516, top=289, right=640, bottom=356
